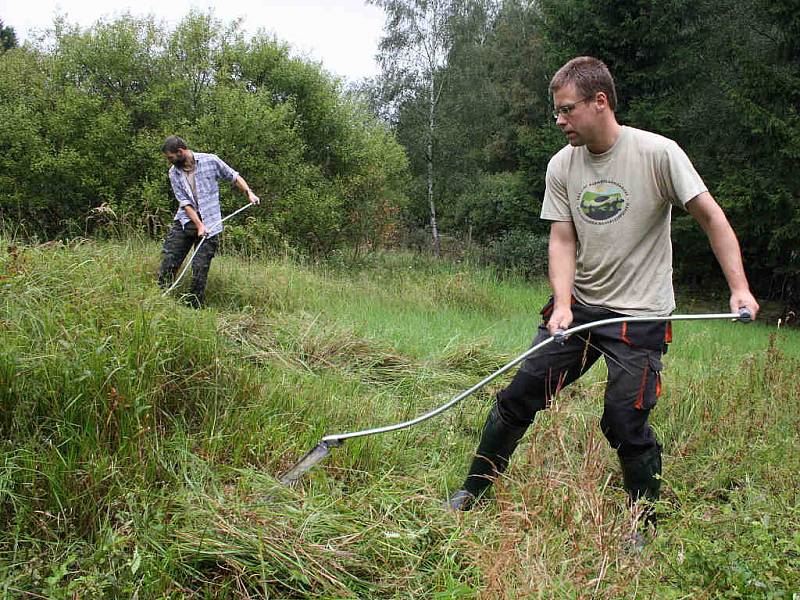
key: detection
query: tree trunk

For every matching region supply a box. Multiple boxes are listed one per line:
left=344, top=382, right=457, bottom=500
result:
left=427, top=75, right=441, bottom=257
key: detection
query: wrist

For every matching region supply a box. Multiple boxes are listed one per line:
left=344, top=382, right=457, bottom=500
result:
left=553, top=295, right=573, bottom=311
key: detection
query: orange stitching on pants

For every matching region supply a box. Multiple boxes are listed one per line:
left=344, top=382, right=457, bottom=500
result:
left=635, top=359, right=649, bottom=410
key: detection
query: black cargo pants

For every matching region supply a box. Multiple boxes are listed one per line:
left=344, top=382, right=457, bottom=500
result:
left=157, top=220, right=219, bottom=308
left=496, top=300, right=670, bottom=459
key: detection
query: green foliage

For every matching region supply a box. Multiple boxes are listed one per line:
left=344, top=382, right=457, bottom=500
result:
left=371, top=0, right=559, bottom=247
left=0, top=12, right=409, bottom=257
left=0, top=19, right=16, bottom=51
left=477, top=228, right=549, bottom=279
left=446, top=171, right=542, bottom=240
left=537, top=0, right=701, bottom=124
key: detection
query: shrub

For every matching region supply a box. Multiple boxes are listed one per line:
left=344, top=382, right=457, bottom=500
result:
left=479, top=229, right=549, bottom=279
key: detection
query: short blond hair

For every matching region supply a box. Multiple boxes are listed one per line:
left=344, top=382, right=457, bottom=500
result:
left=549, top=56, right=617, bottom=111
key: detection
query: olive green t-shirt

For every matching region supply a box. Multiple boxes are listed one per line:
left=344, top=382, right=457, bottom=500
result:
left=540, top=126, right=707, bottom=316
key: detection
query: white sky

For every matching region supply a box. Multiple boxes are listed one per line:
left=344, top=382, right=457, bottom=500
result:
left=0, top=0, right=386, bottom=82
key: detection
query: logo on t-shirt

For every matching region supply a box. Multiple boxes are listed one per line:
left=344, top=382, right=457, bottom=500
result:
left=577, top=181, right=629, bottom=224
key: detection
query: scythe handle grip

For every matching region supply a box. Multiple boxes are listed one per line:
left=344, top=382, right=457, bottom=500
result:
left=738, top=308, right=752, bottom=323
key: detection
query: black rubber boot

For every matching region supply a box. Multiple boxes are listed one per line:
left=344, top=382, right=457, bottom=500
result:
left=446, top=404, right=528, bottom=511
left=619, top=444, right=662, bottom=527
left=446, top=489, right=476, bottom=511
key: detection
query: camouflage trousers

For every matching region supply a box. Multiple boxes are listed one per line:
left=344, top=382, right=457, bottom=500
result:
left=157, top=221, right=219, bottom=308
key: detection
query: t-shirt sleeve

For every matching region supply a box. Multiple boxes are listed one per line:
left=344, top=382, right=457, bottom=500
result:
left=659, top=141, right=707, bottom=209
left=540, top=153, right=572, bottom=221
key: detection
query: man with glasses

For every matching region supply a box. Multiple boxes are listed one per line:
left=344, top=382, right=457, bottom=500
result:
left=446, top=56, right=759, bottom=546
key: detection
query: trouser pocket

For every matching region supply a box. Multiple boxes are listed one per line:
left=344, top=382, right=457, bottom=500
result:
left=633, top=353, right=662, bottom=410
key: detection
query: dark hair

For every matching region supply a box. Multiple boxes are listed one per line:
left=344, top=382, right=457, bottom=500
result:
left=549, top=56, right=617, bottom=111
left=161, top=135, right=188, bottom=153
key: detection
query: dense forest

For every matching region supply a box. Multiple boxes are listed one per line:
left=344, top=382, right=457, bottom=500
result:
left=1, top=1, right=799, bottom=308
left=366, top=0, right=800, bottom=309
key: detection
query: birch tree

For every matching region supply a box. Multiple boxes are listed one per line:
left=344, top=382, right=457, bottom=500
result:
left=370, top=0, right=461, bottom=256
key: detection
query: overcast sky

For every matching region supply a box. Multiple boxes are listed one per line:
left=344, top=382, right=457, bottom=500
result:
left=0, top=0, right=386, bottom=82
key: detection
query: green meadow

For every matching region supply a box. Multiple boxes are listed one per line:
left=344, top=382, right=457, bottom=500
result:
left=1, top=238, right=798, bottom=598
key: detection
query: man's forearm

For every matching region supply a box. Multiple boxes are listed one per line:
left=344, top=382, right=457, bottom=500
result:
left=234, top=175, right=250, bottom=194
left=706, top=218, right=750, bottom=293
left=549, top=254, right=575, bottom=308
left=183, top=205, right=203, bottom=229
left=686, top=192, right=759, bottom=316
left=549, top=225, right=577, bottom=308
left=234, top=176, right=260, bottom=204
left=687, top=194, right=750, bottom=293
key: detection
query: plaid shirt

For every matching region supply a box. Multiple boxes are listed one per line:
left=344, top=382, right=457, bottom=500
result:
left=169, top=152, right=239, bottom=237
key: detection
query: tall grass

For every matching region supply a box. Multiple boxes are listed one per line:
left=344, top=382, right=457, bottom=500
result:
left=0, top=237, right=798, bottom=598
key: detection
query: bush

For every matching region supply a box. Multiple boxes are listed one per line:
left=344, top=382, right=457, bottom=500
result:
left=478, top=229, right=549, bottom=279
left=0, top=14, right=409, bottom=257
left=447, top=171, right=545, bottom=242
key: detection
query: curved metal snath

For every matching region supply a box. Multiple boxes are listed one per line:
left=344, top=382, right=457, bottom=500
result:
left=277, top=309, right=752, bottom=485
left=162, top=202, right=254, bottom=297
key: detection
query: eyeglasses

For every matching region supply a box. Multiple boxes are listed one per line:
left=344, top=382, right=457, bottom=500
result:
left=552, top=96, right=593, bottom=120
